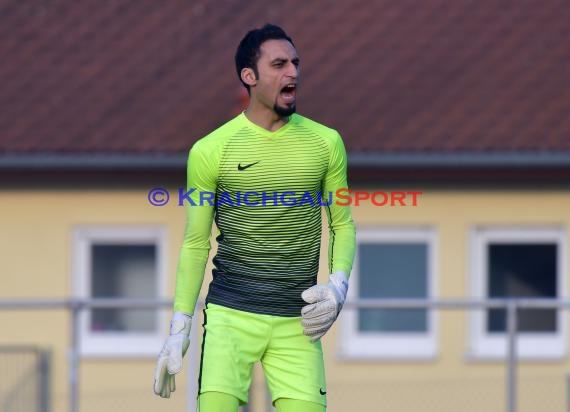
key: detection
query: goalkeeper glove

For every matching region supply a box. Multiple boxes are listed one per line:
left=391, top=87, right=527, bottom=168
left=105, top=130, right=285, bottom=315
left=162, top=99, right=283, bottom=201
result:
left=153, top=312, right=192, bottom=398
left=301, top=271, right=349, bottom=342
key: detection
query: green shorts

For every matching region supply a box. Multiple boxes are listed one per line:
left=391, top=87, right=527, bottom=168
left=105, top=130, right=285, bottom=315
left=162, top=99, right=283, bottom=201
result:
left=198, top=303, right=327, bottom=407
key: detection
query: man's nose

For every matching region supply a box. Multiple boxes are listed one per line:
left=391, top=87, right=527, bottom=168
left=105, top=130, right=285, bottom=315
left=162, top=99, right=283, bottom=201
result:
left=286, top=63, right=299, bottom=78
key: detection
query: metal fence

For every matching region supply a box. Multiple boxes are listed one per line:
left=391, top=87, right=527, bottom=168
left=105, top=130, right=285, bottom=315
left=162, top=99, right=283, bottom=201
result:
left=1, top=298, right=569, bottom=412
left=0, top=345, right=50, bottom=412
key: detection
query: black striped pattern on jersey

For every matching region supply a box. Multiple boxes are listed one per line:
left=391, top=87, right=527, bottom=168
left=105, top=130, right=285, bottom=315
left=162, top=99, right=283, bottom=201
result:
left=206, top=119, right=332, bottom=316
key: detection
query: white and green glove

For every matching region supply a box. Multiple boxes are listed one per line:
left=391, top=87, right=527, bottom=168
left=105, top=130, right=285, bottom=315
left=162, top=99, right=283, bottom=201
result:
left=153, top=312, right=192, bottom=398
left=301, top=272, right=349, bottom=342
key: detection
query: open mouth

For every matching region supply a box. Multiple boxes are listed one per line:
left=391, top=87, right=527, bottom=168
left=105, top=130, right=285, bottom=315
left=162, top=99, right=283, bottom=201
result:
left=280, top=84, right=297, bottom=103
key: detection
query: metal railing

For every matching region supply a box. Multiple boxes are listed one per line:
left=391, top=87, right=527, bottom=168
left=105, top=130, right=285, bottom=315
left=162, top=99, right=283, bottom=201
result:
left=343, top=298, right=570, bottom=412
left=0, top=298, right=175, bottom=412
left=1, top=297, right=569, bottom=412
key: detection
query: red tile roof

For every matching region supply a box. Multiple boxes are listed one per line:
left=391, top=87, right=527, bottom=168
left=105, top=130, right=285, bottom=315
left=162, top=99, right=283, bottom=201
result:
left=1, top=0, right=569, bottom=156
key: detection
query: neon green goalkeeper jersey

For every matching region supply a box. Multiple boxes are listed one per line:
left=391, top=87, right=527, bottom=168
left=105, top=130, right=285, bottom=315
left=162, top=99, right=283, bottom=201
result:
left=174, top=112, right=356, bottom=317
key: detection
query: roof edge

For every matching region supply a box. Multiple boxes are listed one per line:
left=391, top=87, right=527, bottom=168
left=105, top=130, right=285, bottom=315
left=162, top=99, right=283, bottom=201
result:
left=0, top=153, right=188, bottom=169
left=2, top=152, right=570, bottom=169
left=349, top=152, right=570, bottom=168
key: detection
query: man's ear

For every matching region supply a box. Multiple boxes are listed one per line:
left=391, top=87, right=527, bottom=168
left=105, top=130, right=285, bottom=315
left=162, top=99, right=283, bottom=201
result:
left=241, top=68, right=257, bottom=88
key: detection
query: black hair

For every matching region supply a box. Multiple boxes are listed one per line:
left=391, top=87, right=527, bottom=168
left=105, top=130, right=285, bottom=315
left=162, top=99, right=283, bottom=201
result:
left=235, top=24, right=295, bottom=92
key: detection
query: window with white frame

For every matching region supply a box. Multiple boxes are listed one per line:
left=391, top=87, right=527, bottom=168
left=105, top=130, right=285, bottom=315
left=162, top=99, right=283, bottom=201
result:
left=340, top=227, right=437, bottom=359
left=469, top=227, right=566, bottom=359
left=73, top=227, right=167, bottom=357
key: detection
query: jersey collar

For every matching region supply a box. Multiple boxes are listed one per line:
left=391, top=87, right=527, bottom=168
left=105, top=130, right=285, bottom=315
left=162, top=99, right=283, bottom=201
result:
left=240, top=112, right=297, bottom=138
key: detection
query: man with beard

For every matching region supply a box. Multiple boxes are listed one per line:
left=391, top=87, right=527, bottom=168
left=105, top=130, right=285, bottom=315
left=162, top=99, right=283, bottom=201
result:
left=154, top=24, right=355, bottom=412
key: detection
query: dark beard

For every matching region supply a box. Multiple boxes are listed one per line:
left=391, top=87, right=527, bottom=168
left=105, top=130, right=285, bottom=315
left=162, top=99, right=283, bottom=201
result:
left=274, top=103, right=296, bottom=117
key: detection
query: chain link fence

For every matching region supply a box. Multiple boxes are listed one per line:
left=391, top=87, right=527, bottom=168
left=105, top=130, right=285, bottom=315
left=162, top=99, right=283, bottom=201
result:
left=0, top=346, right=50, bottom=412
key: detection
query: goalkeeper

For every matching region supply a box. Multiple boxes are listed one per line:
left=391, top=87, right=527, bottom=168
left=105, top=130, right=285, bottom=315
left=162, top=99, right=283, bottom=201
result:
left=154, top=24, right=355, bottom=412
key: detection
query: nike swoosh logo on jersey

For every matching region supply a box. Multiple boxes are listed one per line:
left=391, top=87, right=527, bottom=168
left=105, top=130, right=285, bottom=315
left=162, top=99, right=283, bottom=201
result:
left=237, top=161, right=260, bottom=171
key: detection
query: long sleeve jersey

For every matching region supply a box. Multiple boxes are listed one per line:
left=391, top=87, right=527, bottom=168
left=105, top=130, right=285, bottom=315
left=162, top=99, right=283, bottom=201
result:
left=173, top=112, right=355, bottom=317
